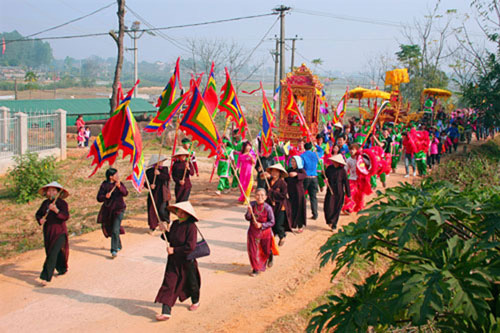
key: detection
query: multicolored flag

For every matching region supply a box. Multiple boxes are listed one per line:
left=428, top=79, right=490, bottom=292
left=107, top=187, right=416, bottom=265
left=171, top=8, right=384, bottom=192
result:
left=203, top=62, right=218, bottom=117
left=260, top=82, right=275, bottom=154
left=218, top=67, right=247, bottom=139
left=156, top=57, right=180, bottom=109
left=88, top=81, right=145, bottom=192
left=284, top=85, right=311, bottom=139
left=180, top=81, right=222, bottom=158
left=144, top=92, right=189, bottom=136
left=332, top=87, right=349, bottom=124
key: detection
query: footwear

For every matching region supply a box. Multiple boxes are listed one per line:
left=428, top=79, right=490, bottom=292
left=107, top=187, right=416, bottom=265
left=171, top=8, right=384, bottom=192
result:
left=155, top=314, right=171, bottom=321
left=278, top=238, right=285, bottom=246
left=311, top=215, right=318, bottom=220
left=267, top=253, right=274, bottom=268
left=111, top=251, right=117, bottom=258
left=249, top=269, right=260, bottom=277
left=215, top=190, right=221, bottom=196
left=189, top=303, right=200, bottom=311
left=404, top=174, right=410, bottom=178
left=297, top=228, right=304, bottom=234
left=36, top=278, right=49, bottom=287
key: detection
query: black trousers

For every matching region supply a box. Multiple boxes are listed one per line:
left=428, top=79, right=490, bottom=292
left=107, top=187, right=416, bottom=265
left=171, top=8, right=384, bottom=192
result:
left=40, top=235, right=66, bottom=282
left=273, top=210, right=286, bottom=239
left=303, top=177, right=319, bottom=218
left=161, top=260, right=200, bottom=315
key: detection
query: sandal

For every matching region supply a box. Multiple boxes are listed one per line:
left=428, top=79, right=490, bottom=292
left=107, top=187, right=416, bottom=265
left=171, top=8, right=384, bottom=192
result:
left=155, top=314, right=171, bottom=321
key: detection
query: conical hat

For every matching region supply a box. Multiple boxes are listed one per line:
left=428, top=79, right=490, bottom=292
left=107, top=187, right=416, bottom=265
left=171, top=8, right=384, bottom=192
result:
left=173, top=147, right=190, bottom=157
left=329, top=154, right=346, bottom=166
left=167, top=201, right=199, bottom=221
left=38, top=181, right=69, bottom=199
left=266, top=163, right=288, bottom=177
left=147, top=154, right=168, bottom=167
left=334, top=122, right=343, bottom=129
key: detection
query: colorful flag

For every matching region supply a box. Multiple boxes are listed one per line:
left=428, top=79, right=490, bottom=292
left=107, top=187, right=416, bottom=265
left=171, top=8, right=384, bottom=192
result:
left=88, top=81, right=145, bottom=192
left=218, top=67, right=247, bottom=139
left=180, top=82, right=221, bottom=158
left=260, top=82, right=275, bottom=154
left=156, top=57, right=180, bottom=110
left=284, top=85, right=311, bottom=139
left=332, top=87, right=349, bottom=123
left=203, top=62, right=218, bottom=117
left=144, top=92, right=188, bottom=136
left=2, top=37, right=5, bottom=55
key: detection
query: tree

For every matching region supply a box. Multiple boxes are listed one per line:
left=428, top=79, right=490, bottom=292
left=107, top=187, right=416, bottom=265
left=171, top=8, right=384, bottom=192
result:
left=311, top=58, right=323, bottom=72
left=109, top=0, right=125, bottom=114
left=81, top=59, right=99, bottom=87
left=0, top=31, right=53, bottom=68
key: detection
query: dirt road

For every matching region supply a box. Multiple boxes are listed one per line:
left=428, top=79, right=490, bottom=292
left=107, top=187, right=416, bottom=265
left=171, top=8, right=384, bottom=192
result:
left=0, top=158, right=411, bottom=333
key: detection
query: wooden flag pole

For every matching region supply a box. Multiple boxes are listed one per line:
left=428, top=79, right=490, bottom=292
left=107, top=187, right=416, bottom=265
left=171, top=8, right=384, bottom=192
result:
left=245, top=126, right=271, bottom=190
left=182, top=141, right=195, bottom=181
left=152, top=131, right=165, bottom=185
left=144, top=173, right=170, bottom=248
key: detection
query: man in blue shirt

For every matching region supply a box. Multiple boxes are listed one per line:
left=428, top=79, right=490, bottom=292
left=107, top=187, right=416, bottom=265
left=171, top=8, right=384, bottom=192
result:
left=301, top=142, right=319, bottom=220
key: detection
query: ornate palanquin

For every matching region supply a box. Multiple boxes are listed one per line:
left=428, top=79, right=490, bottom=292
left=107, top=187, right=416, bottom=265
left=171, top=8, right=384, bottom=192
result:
left=278, top=64, right=323, bottom=144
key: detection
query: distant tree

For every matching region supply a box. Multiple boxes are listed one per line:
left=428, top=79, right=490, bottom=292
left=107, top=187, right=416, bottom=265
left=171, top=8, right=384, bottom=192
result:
left=311, top=58, right=323, bottom=72
left=0, top=31, right=53, bottom=68
left=24, top=71, right=38, bottom=83
left=81, top=59, right=99, bottom=87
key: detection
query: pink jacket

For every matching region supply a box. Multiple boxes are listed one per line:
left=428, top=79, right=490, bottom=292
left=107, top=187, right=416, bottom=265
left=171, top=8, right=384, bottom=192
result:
left=430, top=138, right=439, bottom=155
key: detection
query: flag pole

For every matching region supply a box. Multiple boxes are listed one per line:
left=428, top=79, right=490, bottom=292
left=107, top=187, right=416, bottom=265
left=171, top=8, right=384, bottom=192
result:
left=182, top=141, right=195, bottom=181
left=144, top=172, right=170, bottom=247
left=245, top=126, right=271, bottom=190
left=209, top=117, right=231, bottom=183
left=152, top=131, right=165, bottom=185
left=169, top=117, right=182, bottom=178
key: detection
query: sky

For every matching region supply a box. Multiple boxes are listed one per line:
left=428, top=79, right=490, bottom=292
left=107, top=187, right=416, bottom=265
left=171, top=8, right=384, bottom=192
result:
left=0, top=0, right=487, bottom=74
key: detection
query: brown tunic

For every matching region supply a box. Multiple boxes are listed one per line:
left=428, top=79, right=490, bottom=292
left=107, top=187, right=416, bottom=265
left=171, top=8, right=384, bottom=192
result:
left=324, top=165, right=351, bottom=227
left=172, top=160, right=195, bottom=202
left=145, top=166, right=170, bottom=230
left=266, top=178, right=292, bottom=232
left=35, top=198, right=70, bottom=269
left=96, top=181, right=128, bottom=237
left=155, top=217, right=201, bottom=307
left=285, top=168, right=307, bottom=228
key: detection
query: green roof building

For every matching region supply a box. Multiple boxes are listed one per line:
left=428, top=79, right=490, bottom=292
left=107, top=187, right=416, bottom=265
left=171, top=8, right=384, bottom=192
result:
left=0, top=98, right=156, bottom=125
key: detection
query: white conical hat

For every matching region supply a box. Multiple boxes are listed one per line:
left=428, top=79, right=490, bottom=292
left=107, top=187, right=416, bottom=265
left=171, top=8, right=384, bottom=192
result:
left=38, top=181, right=69, bottom=199
left=334, top=122, right=343, bottom=129
left=147, top=154, right=168, bottom=167
left=173, top=147, right=190, bottom=157
left=266, top=163, right=288, bottom=177
left=167, top=201, right=199, bottom=221
left=329, top=154, right=346, bottom=166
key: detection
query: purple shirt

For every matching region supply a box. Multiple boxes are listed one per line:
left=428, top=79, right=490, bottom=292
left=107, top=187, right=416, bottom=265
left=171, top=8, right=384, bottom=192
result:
left=245, top=201, right=275, bottom=229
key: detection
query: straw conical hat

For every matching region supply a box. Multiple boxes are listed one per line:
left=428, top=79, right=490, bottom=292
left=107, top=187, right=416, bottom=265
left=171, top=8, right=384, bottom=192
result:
left=38, top=181, right=69, bottom=199
left=329, top=154, right=346, bottom=166
left=147, top=154, right=168, bottom=167
left=334, top=122, right=343, bottom=129
left=266, top=163, right=288, bottom=177
left=167, top=201, right=199, bottom=221
left=173, top=147, right=190, bottom=157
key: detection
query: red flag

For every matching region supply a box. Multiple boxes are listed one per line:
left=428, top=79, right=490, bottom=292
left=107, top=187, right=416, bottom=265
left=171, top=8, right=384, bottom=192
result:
left=2, top=38, right=5, bottom=55
left=203, top=62, right=218, bottom=116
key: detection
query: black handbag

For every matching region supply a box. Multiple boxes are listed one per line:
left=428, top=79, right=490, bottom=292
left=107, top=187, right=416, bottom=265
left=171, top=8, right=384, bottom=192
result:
left=187, top=225, right=210, bottom=260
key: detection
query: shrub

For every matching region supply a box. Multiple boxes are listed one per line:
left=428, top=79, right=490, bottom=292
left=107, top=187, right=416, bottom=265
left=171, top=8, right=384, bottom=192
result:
left=6, top=153, right=59, bottom=203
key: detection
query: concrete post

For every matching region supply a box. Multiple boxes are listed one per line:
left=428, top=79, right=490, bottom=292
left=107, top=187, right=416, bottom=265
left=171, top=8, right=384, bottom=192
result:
left=15, top=112, right=27, bottom=155
left=0, top=106, right=9, bottom=144
left=55, top=109, right=67, bottom=160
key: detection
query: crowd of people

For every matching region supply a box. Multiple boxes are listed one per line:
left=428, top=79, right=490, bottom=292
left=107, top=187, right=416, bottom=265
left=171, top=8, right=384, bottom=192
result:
left=33, top=107, right=496, bottom=321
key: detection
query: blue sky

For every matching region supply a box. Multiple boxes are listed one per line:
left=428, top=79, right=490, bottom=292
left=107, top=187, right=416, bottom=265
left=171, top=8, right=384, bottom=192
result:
left=0, top=0, right=483, bottom=73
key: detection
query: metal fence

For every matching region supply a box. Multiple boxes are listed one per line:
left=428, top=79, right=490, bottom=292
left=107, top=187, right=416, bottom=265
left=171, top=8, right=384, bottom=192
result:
left=27, top=113, right=59, bottom=152
left=0, top=116, right=19, bottom=157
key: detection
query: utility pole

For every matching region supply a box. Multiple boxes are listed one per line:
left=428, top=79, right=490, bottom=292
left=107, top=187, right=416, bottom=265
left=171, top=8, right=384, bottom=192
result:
left=109, top=0, right=125, bottom=114
left=126, top=21, right=144, bottom=98
left=269, top=36, right=280, bottom=100
left=286, top=35, right=302, bottom=72
left=273, top=5, right=291, bottom=119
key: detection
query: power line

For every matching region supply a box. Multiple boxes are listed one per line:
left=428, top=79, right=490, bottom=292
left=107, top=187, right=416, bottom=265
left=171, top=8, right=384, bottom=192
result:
left=292, top=8, right=404, bottom=28
left=124, top=5, right=191, bottom=53
left=25, top=2, right=115, bottom=38
left=4, top=12, right=276, bottom=45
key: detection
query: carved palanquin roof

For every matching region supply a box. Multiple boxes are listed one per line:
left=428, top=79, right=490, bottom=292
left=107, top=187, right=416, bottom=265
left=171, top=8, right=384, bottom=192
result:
left=281, top=63, right=323, bottom=90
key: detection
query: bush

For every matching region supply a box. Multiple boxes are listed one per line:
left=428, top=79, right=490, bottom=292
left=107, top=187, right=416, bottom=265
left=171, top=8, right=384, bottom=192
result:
left=307, top=180, right=500, bottom=332
left=5, top=153, right=59, bottom=203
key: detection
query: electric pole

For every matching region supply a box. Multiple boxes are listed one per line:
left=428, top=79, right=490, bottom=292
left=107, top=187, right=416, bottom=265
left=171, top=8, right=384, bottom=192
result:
left=269, top=36, right=280, bottom=100
left=126, top=21, right=144, bottom=98
left=109, top=0, right=125, bottom=114
left=273, top=5, right=291, bottom=118
left=286, top=35, right=302, bottom=71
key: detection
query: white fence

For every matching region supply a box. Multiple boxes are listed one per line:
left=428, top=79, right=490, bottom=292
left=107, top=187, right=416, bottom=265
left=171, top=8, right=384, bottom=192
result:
left=0, top=107, right=66, bottom=174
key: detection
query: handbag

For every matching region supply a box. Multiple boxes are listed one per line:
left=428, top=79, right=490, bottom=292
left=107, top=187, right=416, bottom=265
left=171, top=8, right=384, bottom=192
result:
left=186, top=225, right=210, bottom=260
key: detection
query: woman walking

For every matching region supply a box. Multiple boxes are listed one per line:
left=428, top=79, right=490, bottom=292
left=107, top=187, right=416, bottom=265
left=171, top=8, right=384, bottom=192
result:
left=171, top=148, right=195, bottom=202
left=264, top=164, right=292, bottom=246
left=146, top=155, right=171, bottom=233
left=35, top=182, right=70, bottom=286
left=285, top=156, right=307, bottom=232
left=97, top=168, right=128, bottom=258
left=245, top=188, right=275, bottom=276
left=324, top=154, right=351, bottom=230
left=236, top=141, right=256, bottom=204
left=155, top=201, right=201, bottom=321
